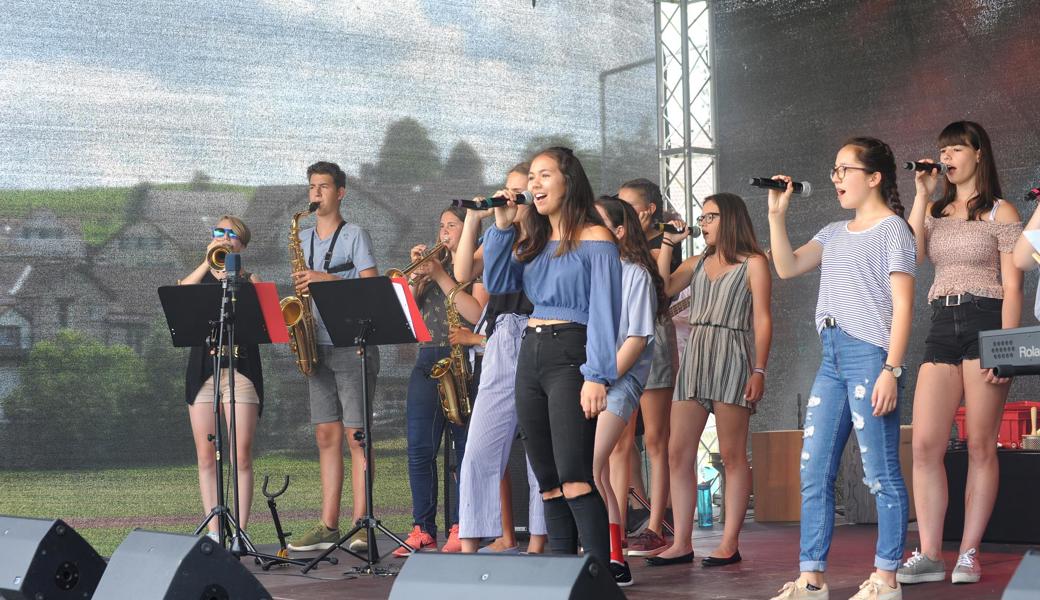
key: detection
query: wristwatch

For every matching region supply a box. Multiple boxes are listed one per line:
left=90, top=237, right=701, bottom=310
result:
left=882, top=364, right=904, bottom=378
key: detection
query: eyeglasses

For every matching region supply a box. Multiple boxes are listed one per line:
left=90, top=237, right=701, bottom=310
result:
left=212, top=227, right=239, bottom=240
left=830, top=165, right=872, bottom=181
left=696, top=212, right=720, bottom=225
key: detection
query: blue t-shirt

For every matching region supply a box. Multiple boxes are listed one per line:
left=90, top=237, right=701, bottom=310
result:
left=618, top=260, right=657, bottom=386
left=299, top=222, right=377, bottom=345
left=811, top=216, right=917, bottom=350
left=482, top=225, right=622, bottom=385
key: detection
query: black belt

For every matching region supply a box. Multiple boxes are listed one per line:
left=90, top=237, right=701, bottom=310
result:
left=930, top=293, right=980, bottom=308
left=524, top=323, right=586, bottom=336
left=821, top=316, right=837, bottom=328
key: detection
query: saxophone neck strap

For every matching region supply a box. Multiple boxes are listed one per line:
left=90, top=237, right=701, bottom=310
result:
left=309, top=221, right=347, bottom=272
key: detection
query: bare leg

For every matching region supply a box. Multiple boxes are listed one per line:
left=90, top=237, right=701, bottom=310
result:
left=345, top=426, right=368, bottom=524
left=655, top=401, right=709, bottom=559
left=223, top=402, right=259, bottom=529
left=595, top=411, right=631, bottom=525
left=316, top=422, right=345, bottom=529
left=640, top=388, right=672, bottom=534
left=959, top=358, right=1009, bottom=554
left=911, top=362, right=963, bottom=559
left=188, top=402, right=219, bottom=534
left=708, top=403, right=750, bottom=557
left=609, top=414, right=637, bottom=531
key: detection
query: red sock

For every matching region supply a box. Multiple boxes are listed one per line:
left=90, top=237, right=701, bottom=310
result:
left=609, top=522, right=624, bottom=564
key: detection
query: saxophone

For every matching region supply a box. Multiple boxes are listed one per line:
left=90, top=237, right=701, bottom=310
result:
left=430, top=279, right=474, bottom=426
left=280, top=202, right=320, bottom=375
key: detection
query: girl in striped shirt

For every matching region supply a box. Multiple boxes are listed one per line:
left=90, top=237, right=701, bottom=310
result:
left=767, top=138, right=916, bottom=600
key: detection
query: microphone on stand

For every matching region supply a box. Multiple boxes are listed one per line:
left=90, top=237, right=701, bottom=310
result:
left=903, top=161, right=949, bottom=174
left=653, top=223, right=702, bottom=237
left=224, top=253, right=243, bottom=287
left=452, top=190, right=534, bottom=209
left=748, top=177, right=813, bottom=197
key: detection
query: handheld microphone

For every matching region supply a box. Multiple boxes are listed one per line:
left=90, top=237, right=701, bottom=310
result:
left=748, top=177, right=813, bottom=197
left=452, top=190, right=534, bottom=210
left=1026, top=185, right=1040, bottom=202
left=653, top=223, right=702, bottom=237
left=903, top=161, right=949, bottom=174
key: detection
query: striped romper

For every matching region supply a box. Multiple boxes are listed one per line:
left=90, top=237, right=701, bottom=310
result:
left=673, top=255, right=756, bottom=413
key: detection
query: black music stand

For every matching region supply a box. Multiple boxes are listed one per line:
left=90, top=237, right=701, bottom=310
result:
left=303, top=277, right=419, bottom=575
left=159, top=281, right=316, bottom=570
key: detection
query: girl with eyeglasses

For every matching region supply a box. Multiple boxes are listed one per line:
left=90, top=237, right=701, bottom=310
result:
left=897, top=122, right=1022, bottom=587
left=767, top=138, right=916, bottom=600
left=483, top=147, right=622, bottom=571
left=178, top=215, right=264, bottom=543
left=646, top=193, right=772, bottom=568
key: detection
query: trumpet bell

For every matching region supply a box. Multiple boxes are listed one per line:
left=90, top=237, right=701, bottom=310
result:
left=207, top=246, right=228, bottom=271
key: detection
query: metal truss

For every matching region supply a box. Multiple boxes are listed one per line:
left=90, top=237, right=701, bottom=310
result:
left=655, top=0, right=717, bottom=253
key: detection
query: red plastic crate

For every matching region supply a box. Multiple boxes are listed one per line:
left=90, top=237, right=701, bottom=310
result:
left=954, top=401, right=1040, bottom=449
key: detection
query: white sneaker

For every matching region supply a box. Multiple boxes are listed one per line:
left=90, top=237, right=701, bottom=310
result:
left=951, top=548, right=981, bottom=584
left=204, top=531, right=220, bottom=543
left=769, top=579, right=829, bottom=600
left=848, top=574, right=901, bottom=600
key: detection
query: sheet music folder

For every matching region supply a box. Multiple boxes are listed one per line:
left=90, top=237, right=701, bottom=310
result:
left=309, top=277, right=422, bottom=347
left=157, top=282, right=286, bottom=347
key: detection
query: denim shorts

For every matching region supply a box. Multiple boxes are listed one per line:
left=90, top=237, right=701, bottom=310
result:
left=922, top=296, right=1002, bottom=364
left=604, top=371, right=645, bottom=423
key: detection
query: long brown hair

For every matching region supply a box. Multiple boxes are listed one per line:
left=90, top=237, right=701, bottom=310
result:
left=702, top=193, right=766, bottom=264
left=930, top=121, right=1002, bottom=221
left=515, top=147, right=605, bottom=262
left=596, top=196, right=670, bottom=320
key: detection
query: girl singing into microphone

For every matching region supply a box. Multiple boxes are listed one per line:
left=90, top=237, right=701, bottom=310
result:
left=767, top=138, right=915, bottom=600
left=483, top=147, right=622, bottom=571
left=647, top=193, right=771, bottom=568
left=898, top=121, right=1022, bottom=587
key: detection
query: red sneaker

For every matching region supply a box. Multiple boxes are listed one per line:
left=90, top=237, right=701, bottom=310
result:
left=441, top=524, right=462, bottom=553
left=626, top=529, right=667, bottom=557
left=393, top=525, right=436, bottom=558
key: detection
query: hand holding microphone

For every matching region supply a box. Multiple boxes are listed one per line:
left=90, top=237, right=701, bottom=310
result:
left=908, top=159, right=944, bottom=198
left=762, top=175, right=797, bottom=217
left=659, top=220, right=697, bottom=244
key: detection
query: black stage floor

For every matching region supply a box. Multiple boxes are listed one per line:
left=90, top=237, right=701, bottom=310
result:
left=247, top=521, right=1032, bottom=599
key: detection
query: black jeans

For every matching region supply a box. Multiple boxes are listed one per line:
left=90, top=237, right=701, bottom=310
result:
left=515, top=323, right=609, bottom=564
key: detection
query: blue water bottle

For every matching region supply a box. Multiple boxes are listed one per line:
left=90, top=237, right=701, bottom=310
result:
left=697, top=481, right=713, bottom=528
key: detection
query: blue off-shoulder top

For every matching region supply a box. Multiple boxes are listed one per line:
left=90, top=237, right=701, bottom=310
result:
left=482, top=224, right=622, bottom=385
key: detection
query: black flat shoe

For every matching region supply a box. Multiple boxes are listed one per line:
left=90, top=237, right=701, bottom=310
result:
left=645, top=551, right=694, bottom=566
left=701, top=551, right=741, bottom=567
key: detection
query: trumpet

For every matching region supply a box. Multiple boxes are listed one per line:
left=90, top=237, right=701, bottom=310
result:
left=385, top=241, right=447, bottom=279
left=207, top=244, right=230, bottom=271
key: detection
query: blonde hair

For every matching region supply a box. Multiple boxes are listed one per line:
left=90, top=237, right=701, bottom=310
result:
left=217, top=215, right=251, bottom=247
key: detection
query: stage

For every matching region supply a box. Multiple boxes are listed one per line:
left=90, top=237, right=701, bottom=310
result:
left=247, top=520, right=1030, bottom=599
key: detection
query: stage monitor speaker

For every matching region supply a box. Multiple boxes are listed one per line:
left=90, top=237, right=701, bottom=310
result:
left=1002, top=548, right=1040, bottom=600
left=389, top=553, right=624, bottom=600
left=92, top=530, right=271, bottom=600
left=0, top=515, right=106, bottom=600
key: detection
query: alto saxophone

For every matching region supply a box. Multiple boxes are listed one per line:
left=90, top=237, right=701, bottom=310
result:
left=280, top=202, right=320, bottom=375
left=430, top=279, right=474, bottom=426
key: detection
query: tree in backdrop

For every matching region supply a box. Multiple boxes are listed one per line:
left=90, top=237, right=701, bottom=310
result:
left=442, top=141, right=484, bottom=191
left=189, top=170, right=213, bottom=191
left=2, top=330, right=150, bottom=468
left=369, top=118, right=442, bottom=185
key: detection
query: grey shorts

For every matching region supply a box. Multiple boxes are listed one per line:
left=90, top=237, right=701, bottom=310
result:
left=605, top=372, right=645, bottom=423
left=644, top=319, right=678, bottom=390
left=309, top=345, right=380, bottom=428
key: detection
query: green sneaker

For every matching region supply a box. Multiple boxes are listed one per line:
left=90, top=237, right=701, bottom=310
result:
left=348, top=530, right=369, bottom=553
left=287, top=522, right=340, bottom=552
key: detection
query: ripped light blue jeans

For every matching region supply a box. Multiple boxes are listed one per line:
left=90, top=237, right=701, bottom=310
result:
left=799, top=326, right=908, bottom=573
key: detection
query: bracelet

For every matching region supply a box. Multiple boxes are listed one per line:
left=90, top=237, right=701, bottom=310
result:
left=753, top=368, right=767, bottom=377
